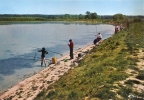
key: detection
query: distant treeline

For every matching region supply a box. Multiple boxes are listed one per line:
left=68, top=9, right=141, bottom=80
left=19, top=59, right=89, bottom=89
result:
left=0, top=13, right=98, bottom=21
left=0, top=13, right=143, bottom=21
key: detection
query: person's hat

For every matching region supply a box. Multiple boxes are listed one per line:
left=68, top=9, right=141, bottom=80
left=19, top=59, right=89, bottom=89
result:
left=42, top=47, right=45, bottom=50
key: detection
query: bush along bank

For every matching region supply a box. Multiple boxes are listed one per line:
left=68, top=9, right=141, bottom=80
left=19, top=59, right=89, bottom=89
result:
left=35, top=21, right=144, bottom=100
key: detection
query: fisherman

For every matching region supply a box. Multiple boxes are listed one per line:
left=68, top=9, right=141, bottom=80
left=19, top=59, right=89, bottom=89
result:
left=93, top=33, right=102, bottom=45
left=37, top=47, right=48, bottom=66
left=68, top=39, right=74, bottom=59
left=115, top=26, right=119, bottom=34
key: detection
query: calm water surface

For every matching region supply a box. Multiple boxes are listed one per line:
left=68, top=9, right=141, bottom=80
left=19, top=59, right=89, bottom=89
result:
left=0, top=22, right=115, bottom=93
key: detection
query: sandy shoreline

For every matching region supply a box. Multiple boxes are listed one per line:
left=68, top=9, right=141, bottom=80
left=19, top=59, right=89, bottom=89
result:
left=0, top=44, right=95, bottom=100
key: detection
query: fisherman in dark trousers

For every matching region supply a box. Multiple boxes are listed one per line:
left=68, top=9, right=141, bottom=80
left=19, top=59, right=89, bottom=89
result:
left=93, top=33, right=102, bottom=45
left=68, top=39, right=74, bottom=59
left=38, top=47, right=48, bottom=66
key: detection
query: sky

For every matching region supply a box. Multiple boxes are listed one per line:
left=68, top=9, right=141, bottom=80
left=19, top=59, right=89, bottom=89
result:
left=0, top=0, right=143, bottom=15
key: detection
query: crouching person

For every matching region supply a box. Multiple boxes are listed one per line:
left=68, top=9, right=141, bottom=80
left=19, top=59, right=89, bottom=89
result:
left=93, top=33, right=102, bottom=45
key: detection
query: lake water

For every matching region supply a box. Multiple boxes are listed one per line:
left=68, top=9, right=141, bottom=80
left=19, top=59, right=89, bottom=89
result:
left=0, top=22, right=115, bottom=93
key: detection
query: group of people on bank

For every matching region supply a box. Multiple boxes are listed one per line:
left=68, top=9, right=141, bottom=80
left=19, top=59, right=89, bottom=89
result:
left=38, top=32, right=103, bottom=66
left=38, top=33, right=102, bottom=66
left=39, top=32, right=103, bottom=66
left=37, top=22, right=129, bottom=66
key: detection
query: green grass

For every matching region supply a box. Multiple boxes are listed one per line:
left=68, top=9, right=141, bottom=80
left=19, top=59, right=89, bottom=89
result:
left=34, top=21, right=144, bottom=100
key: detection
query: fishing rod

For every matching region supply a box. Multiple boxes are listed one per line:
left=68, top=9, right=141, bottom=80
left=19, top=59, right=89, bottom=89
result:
left=33, top=50, right=37, bottom=60
left=28, top=46, right=63, bottom=57
left=96, top=24, right=97, bottom=34
left=47, top=50, right=63, bottom=56
left=34, top=58, right=51, bottom=62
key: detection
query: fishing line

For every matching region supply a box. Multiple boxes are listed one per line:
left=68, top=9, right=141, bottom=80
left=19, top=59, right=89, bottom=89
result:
left=47, top=50, right=63, bottom=56
left=33, top=50, right=37, bottom=61
left=28, top=46, right=63, bottom=58
left=96, top=24, right=97, bottom=34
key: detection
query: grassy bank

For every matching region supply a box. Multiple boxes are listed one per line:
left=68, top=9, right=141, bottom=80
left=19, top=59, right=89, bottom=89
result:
left=35, top=21, right=144, bottom=100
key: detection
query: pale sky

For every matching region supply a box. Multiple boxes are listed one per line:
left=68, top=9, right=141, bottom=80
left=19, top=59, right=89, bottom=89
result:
left=0, top=0, right=143, bottom=15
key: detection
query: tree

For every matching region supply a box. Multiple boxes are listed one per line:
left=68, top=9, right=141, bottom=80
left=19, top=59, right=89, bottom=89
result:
left=90, top=12, right=97, bottom=19
left=85, top=11, right=98, bottom=19
left=113, top=13, right=126, bottom=20
left=64, top=14, right=71, bottom=19
left=78, top=14, right=84, bottom=19
left=85, top=11, right=91, bottom=19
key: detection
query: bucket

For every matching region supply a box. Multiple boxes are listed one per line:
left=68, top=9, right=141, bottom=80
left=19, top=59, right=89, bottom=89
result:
left=52, top=57, right=57, bottom=64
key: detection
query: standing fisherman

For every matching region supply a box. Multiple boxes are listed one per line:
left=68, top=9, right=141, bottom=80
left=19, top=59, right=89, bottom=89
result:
left=38, top=47, right=48, bottom=66
left=115, top=26, right=119, bottom=34
left=68, top=39, right=74, bottom=59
